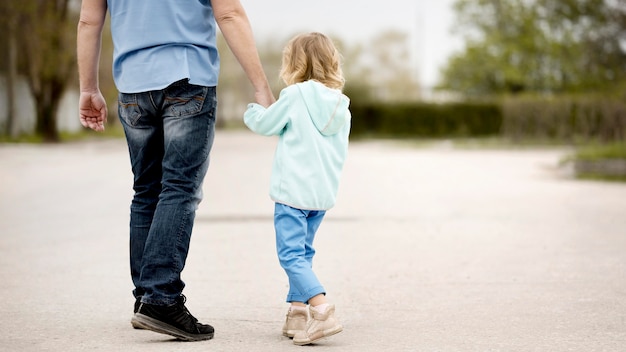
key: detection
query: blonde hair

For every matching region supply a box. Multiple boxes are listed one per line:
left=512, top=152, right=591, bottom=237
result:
left=279, top=32, right=345, bottom=90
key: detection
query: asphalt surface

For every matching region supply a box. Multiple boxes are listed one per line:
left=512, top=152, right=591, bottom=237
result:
left=1, top=131, right=625, bottom=352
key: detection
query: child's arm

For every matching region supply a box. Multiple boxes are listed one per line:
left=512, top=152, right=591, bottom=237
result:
left=243, top=88, right=292, bottom=136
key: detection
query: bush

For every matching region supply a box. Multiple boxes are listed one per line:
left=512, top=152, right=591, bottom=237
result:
left=350, top=102, right=502, bottom=138
left=501, top=95, right=626, bottom=143
left=349, top=94, right=625, bottom=144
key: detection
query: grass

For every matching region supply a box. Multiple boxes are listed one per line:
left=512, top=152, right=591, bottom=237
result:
left=563, top=141, right=626, bottom=182
left=571, top=141, right=626, bottom=160
left=574, top=173, right=626, bottom=182
left=0, top=125, right=126, bottom=144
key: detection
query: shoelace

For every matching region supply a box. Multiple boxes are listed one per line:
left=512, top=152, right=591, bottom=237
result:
left=177, top=295, right=199, bottom=324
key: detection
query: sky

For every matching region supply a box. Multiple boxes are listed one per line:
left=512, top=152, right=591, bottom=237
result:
left=240, top=0, right=464, bottom=87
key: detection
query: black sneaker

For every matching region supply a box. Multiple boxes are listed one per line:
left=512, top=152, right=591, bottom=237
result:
left=134, top=296, right=142, bottom=313
left=131, top=295, right=214, bottom=341
left=131, top=297, right=144, bottom=329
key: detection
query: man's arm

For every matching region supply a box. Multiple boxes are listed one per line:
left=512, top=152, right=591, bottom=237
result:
left=77, top=0, right=108, bottom=131
left=212, top=0, right=275, bottom=107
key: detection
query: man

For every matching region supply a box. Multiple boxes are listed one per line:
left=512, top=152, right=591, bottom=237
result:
left=77, top=0, right=274, bottom=341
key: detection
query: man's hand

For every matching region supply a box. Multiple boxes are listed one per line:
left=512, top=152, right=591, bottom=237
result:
left=255, top=89, right=276, bottom=108
left=79, top=91, right=108, bottom=132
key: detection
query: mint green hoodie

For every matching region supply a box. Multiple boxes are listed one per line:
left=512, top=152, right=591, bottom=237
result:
left=244, top=80, right=351, bottom=210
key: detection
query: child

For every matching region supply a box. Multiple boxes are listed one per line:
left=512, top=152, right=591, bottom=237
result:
left=243, top=32, right=350, bottom=346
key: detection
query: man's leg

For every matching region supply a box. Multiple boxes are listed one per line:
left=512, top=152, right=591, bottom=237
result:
left=132, top=82, right=217, bottom=341
left=139, top=83, right=216, bottom=305
left=118, top=91, right=164, bottom=301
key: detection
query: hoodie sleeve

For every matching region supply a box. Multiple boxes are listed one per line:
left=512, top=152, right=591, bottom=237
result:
left=243, top=88, right=293, bottom=136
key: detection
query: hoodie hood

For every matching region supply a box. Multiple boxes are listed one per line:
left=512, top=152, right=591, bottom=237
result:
left=296, top=80, right=351, bottom=136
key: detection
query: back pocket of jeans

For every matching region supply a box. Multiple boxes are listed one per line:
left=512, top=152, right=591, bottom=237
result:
left=118, top=94, right=142, bottom=126
left=165, top=84, right=207, bottom=117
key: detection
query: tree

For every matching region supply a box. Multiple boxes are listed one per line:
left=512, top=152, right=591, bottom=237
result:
left=214, top=34, right=283, bottom=124
left=213, top=29, right=422, bottom=120
left=25, top=0, right=78, bottom=141
left=3, top=0, right=78, bottom=142
left=0, top=2, right=20, bottom=137
left=440, top=0, right=626, bottom=96
left=344, top=30, right=421, bottom=102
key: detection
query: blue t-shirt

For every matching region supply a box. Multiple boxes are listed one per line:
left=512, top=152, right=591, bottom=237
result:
left=107, top=0, right=220, bottom=93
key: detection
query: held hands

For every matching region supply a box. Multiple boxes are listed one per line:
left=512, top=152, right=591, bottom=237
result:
left=79, top=91, right=108, bottom=132
left=255, top=88, right=276, bottom=108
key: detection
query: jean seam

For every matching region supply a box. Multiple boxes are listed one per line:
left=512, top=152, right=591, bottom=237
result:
left=148, top=91, right=159, bottom=112
left=173, top=208, right=189, bottom=274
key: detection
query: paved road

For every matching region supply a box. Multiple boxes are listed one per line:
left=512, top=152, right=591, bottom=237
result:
left=1, top=131, right=625, bottom=352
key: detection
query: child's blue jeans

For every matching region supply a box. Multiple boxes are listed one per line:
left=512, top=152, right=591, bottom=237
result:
left=274, top=203, right=326, bottom=303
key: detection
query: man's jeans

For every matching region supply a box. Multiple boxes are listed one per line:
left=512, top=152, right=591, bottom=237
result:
left=274, top=203, right=327, bottom=303
left=118, top=80, right=216, bottom=306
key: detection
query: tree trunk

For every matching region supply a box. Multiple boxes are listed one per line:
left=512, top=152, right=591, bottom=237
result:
left=6, top=17, right=18, bottom=138
left=34, top=79, right=63, bottom=142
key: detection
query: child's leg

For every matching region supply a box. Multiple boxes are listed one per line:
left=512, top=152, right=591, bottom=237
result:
left=274, top=203, right=326, bottom=303
left=303, top=210, right=328, bottom=311
left=304, top=209, right=324, bottom=270
left=274, top=203, right=342, bottom=344
left=308, top=294, right=327, bottom=308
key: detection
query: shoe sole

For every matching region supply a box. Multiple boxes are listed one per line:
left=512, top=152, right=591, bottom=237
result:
left=293, top=324, right=343, bottom=346
left=283, top=329, right=300, bottom=338
left=131, top=313, right=214, bottom=341
left=131, top=319, right=145, bottom=330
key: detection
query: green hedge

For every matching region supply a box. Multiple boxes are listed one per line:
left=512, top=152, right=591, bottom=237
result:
left=349, top=95, right=625, bottom=143
left=349, top=102, right=502, bottom=138
left=501, top=95, right=626, bottom=143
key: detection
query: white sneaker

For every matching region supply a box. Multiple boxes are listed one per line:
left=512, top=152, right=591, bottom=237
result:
left=293, top=305, right=343, bottom=345
left=282, top=307, right=308, bottom=338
